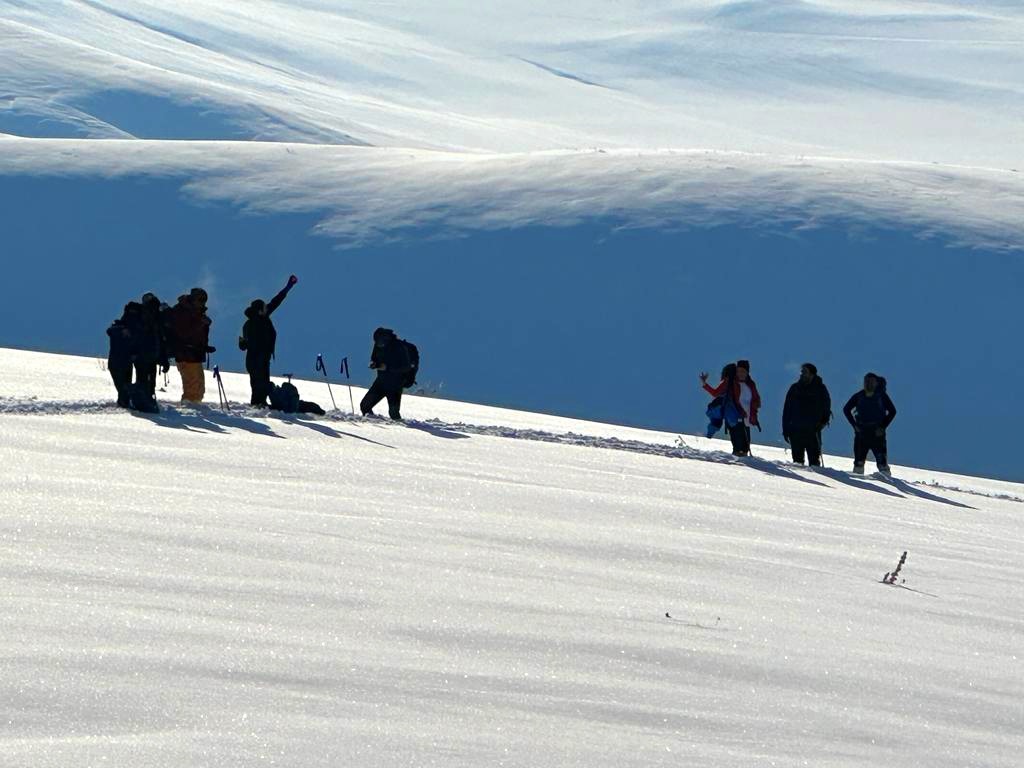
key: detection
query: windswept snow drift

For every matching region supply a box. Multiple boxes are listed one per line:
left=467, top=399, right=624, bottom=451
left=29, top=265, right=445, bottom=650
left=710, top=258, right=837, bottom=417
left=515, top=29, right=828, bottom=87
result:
left=1, top=347, right=1021, bottom=767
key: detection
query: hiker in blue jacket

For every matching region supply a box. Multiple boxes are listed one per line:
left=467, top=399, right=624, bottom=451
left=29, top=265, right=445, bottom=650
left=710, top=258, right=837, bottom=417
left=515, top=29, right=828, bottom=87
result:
left=842, top=372, right=897, bottom=475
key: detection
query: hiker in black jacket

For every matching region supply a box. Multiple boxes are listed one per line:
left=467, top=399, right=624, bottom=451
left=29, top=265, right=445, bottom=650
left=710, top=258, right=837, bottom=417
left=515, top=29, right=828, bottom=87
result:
left=782, top=363, right=831, bottom=466
left=239, top=275, right=297, bottom=406
left=135, top=292, right=169, bottom=399
left=107, top=302, right=143, bottom=408
left=842, top=372, right=897, bottom=475
left=360, top=327, right=412, bottom=420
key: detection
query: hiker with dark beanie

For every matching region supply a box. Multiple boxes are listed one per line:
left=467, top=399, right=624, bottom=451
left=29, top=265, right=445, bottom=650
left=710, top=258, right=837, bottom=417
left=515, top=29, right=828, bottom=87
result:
left=843, top=372, right=897, bottom=475
left=168, top=288, right=214, bottom=404
left=239, top=275, right=298, bottom=406
left=361, top=327, right=414, bottom=420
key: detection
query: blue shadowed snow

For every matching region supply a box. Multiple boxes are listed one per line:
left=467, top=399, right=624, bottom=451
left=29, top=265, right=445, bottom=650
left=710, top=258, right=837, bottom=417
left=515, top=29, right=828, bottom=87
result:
left=72, top=91, right=263, bottom=141
left=1, top=173, right=1020, bottom=480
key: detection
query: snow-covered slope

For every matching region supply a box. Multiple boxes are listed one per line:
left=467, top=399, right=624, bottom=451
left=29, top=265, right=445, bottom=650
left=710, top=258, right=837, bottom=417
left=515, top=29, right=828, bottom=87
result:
left=1, top=347, right=1021, bottom=767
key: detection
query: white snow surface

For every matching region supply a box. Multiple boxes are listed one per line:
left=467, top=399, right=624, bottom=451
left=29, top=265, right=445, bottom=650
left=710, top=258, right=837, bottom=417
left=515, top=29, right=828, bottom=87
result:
left=1, top=347, right=1022, bottom=767
left=2, top=1, right=1024, bottom=247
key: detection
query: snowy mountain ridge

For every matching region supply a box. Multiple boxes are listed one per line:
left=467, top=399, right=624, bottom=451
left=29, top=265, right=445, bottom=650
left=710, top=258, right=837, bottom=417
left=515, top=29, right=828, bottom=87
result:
left=1, top=347, right=1022, bottom=766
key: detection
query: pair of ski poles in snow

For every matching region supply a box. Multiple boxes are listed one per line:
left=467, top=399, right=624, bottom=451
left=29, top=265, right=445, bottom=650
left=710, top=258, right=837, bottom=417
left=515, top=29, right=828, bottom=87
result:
left=316, top=353, right=355, bottom=414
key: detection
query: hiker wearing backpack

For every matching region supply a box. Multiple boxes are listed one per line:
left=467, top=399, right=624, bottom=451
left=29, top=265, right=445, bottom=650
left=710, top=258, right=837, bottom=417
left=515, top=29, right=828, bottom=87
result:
left=842, top=372, right=897, bottom=475
left=360, top=327, right=418, bottom=420
left=238, top=275, right=297, bottom=406
left=782, top=362, right=831, bottom=466
left=168, top=288, right=214, bottom=404
left=700, top=359, right=761, bottom=456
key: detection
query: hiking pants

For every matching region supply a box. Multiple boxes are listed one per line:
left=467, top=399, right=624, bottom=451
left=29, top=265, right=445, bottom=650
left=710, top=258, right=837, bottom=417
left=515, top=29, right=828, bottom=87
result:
left=177, top=361, right=206, bottom=404
left=790, top=430, right=822, bottom=466
left=134, top=361, right=158, bottom=398
left=109, top=360, right=133, bottom=407
left=854, top=428, right=888, bottom=466
left=727, top=422, right=751, bottom=456
left=360, top=379, right=403, bottom=420
left=246, top=354, right=272, bottom=406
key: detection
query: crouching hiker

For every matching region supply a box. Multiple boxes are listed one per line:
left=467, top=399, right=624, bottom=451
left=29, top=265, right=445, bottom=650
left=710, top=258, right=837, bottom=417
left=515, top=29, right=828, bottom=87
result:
left=360, top=327, right=418, bottom=421
left=701, top=359, right=761, bottom=456
left=239, top=275, right=297, bottom=406
left=168, top=288, right=214, bottom=404
left=842, top=372, right=897, bottom=475
left=783, top=363, right=831, bottom=466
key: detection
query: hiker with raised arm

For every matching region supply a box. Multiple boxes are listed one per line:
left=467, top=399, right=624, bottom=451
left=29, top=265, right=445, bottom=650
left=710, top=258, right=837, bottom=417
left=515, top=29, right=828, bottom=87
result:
left=700, top=359, right=761, bottom=457
left=842, top=372, right=897, bottom=475
left=239, top=275, right=298, bottom=406
left=783, top=362, right=832, bottom=466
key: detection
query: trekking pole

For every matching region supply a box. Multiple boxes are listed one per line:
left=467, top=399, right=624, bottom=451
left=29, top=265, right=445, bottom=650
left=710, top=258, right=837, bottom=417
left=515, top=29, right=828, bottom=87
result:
left=315, top=354, right=338, bottom=411
left=817, top=430, right=826, bottom=468
left=213, top=365, right=230, bottom=411
left=340, top=357, right=356, bottom=414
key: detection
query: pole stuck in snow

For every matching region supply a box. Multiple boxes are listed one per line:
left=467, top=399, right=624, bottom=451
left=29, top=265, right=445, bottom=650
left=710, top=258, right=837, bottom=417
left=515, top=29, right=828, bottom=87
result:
left=340, top=357, right=355, bottom=414
left=315, top=354, right=338, bottom=411
left=213, top=365, right=229, bottom=411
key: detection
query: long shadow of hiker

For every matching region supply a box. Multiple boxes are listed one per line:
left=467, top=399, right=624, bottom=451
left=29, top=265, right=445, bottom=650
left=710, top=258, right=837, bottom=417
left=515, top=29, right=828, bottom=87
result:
left=405, top=420, right=470, bottom=440
left=142, top=405, right=284, bottom=439
left=816, top=468, right=905, bottom=499
left=884, top=477, right=975, bottom=510
left=287, top=415, right=396, bottom=449
left=732, top=455, right=830, bottom=488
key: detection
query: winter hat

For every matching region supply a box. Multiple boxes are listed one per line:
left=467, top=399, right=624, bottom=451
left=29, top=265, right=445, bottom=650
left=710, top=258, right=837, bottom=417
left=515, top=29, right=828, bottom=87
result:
left=864, top=371, right=879, bottom=382
left=373, top=327, right=393, bottom=343
left=736, top=359, right=751, bottom=372
left=190, top=287, right=208, bottom=305
left=802, top=362, right=818, bottom=376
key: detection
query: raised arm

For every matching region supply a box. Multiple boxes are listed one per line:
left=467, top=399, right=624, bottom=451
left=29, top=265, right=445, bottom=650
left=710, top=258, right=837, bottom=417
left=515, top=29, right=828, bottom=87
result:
left=266, top=275, right=298, bottom=317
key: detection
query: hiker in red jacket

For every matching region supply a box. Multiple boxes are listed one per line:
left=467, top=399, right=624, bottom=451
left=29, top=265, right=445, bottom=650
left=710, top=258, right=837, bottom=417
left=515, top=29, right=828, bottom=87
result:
left=700, top=359, right=761, bottom=456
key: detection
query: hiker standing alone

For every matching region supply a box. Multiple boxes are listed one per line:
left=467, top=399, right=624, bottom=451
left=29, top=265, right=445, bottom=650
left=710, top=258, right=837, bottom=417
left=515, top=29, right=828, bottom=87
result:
left=782, top=363, right=832, bottom=466
left=842, top=372, right=897, bottom=475
left=360, top=327, right=416, bottom=421
left=239, top=275, right=297, bottom=406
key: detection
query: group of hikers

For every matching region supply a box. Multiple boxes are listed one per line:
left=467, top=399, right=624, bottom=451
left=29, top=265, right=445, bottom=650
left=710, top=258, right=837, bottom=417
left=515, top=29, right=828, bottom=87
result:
left=701, top=360, right=897, bottom=475
left=106, top=275, right=418, bottom=421
left=107, top=278, right=896, bottom=475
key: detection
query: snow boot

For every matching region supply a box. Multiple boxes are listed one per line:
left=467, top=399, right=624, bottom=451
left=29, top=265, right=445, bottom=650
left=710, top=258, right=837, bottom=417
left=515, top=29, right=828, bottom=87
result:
left=852, top=462, right=865, bottom=475
left=877, top=464, right=892, bottom=476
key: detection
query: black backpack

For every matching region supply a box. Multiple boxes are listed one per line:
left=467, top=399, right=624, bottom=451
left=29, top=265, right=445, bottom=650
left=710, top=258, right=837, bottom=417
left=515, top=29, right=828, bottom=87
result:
left=269, top=381, right=301, bottom=413
left=400, top=339, right=419, bottom=388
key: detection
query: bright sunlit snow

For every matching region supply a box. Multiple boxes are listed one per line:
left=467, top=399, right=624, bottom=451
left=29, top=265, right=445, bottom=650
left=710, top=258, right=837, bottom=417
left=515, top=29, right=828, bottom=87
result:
left=1, top=348, right=1022, bottom=766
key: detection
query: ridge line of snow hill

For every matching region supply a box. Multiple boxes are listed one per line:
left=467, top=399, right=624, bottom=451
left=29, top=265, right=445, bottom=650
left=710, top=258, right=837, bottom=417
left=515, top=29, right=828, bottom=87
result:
left=2, top=394, right=1019, bottom=507
left=1, top=138, right=1022, bottom=250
